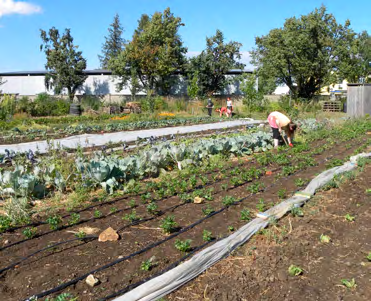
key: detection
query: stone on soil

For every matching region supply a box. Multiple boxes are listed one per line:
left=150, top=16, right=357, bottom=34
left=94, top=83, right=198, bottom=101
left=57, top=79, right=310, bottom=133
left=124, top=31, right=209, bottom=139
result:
left=98, top=227, right=119, bottom=242
left=86, top=274, right=100, bottom=287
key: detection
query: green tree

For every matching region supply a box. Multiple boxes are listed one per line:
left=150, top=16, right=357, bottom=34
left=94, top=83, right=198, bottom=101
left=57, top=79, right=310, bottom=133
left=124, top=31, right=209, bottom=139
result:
left=0, top=77, right=4, bottom=94
left=109, top=7, right=187, bottom=96
left=40, top=27, right=88, bottom=101
left=251, top=6, right=355, bottom=99
left=187, top=71, right=199, bottom=100
left=336, top=30, right=371, bottom=83
left=188, top=30, right=244, bottom=96
left=240, top=73, right=265, bottom=112
left=99, top=14, right=126, bottom=69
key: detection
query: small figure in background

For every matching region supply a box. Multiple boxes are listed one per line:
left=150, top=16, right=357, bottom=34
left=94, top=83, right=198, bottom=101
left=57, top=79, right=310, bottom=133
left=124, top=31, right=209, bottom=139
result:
left=226, top=97, right=233, bottom=118
left=206, top=98, right=214, bottom=116
left=215, top=107, right=230, bottom=117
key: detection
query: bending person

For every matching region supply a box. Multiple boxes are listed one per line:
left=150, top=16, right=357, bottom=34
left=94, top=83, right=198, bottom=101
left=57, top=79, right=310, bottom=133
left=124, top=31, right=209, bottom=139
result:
left=267, top=111, right=297, bottom=148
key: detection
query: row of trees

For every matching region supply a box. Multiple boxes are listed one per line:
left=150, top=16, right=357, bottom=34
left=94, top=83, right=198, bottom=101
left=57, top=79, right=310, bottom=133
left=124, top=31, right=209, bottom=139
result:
left=39, top=6, right=370, bottom=101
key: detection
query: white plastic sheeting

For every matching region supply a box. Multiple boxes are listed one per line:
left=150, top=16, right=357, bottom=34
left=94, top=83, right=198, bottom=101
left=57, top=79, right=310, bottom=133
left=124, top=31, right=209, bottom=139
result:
left=0, top=119, right=263, bottom=155
left=114, top=152, right=369, bottom=301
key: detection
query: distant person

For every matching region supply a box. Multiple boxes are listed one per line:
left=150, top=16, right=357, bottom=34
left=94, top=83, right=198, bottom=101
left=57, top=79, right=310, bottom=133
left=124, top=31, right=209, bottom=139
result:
left=267, top=111, right=297, bottom=149
left=206, top=98, right=214, bottom=116
left=226, top=97, right=233, bottom=118
left=216, top=107, right=230, bottom=118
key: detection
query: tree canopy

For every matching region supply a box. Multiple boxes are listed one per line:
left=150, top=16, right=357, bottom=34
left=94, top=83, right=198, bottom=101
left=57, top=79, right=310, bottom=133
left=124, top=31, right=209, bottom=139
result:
left=40, top=27, right=88, bottom=101
left=251, top=6, right=358, bottom=99
left=99, top=14, right=126, bottom=69
left=109, top=7, right=187, bottom=95
left=188, top=30, right=244, bottom=97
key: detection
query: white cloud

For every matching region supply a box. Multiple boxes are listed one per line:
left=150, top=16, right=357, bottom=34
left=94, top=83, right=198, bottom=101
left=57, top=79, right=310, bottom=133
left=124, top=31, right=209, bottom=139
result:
left=0, top=0, right=42, bottom=17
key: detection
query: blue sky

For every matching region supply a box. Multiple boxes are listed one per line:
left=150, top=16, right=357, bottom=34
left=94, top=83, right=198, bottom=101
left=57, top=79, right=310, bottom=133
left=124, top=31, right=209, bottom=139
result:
left=0, top=0, right=370, bottom=72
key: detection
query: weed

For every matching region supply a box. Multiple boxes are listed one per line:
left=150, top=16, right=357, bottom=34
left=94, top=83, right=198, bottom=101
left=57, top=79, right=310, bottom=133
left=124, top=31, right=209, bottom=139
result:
left=344, top=214, right=355, bottom=222
left=202, top=205, right=215, bottom=216
left=288, top=265, right=303, bottom=276
left=93, top=210, right=102, bottom=218
left=160, top=216, right=178, bottom=234
left=174, top=239, right=192, bottom=252
left=22, top=227, right=37, bottom=239
left=320, top=234, right=331, bottom=243
left=202, top=229, right=213, bottom=242
left=240, top=208, right=251, bottom=221
left=222, top=196, right=237, bottom=207
left=68, top=213, right=80, bottom=225
left=256, top=198, right=266, bottom=212
left=0, top=215, right=12, bottom=232
left=341, top=278, right=357, bottom=289
left=46, top=215, right=62, bottom=230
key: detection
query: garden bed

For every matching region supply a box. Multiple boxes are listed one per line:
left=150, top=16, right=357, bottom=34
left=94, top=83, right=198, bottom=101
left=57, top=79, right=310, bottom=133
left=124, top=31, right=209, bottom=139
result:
left=0, top=124, right=370, bottom=300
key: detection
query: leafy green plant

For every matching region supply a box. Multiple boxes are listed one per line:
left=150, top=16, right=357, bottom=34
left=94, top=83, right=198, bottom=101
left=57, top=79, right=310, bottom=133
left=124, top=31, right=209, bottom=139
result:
left=46, top=215, right=62, bottom=230
left=202, top=229, right=213, bottom=242
left=75, top=230, right=86, bottom=239
left=93, top=210, right=102, bottom=218
left=0, top=215, right=12, bottom=232
left=129, top=199, right=136, bottom=208
left=124, top=210, right=139, bottom=223
left=277, top=188, right=286, bottom=199
left=320, top=234, right=331, bottom=243
left=290, top=205, right=304, bottom=217
left=146, top=202, right=159, bottom=215
left=240, top=208, right=251, bottom=221
left=141, top=259, right=153, bottom=271
left=344, top=214, right=355, bottom=222
left=326, top=158, right=343, bottom=169
left=174, top=239, right=192, bottom=252
left=256, top=198, right=266, bottom=212
left=45, top=293, right=78, bottom=301
left=202, top=205, right=215, bottom=216
left=228, top=226, right=235, bottom=232
left=247, top=182, right=265, bottom=193
left=23, top=227, right=37, bottom=239
left=366, top=252, right=371, bottom=261
left=221, top=183, right=228, bottom=191
left=288, top=265, right=303, bottom=276
left=160, top=216, right=178, bottom=234
left=341, top=278, right=357, bottom=289
left=110, top=207, right=118, bottom=214
left=222, top=195, right=237, bottom=207
left=68, top=213, right=80, bottom=225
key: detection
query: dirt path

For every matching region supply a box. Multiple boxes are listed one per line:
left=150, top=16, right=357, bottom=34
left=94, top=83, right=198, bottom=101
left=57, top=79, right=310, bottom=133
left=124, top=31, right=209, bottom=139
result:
left=168, top=164, right=371, bottom=301
left=0, top=119, right=263, bottom=154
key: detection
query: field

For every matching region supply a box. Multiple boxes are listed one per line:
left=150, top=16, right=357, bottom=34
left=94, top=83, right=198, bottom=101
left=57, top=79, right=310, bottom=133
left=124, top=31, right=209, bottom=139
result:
left=1, top=118, right=371, bottom=301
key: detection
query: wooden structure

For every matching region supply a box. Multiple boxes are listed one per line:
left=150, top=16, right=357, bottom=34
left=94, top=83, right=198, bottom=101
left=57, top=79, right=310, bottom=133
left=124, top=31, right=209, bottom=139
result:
left=102, top=102, right=142, bottom=115
left=321, top=101, right=342, bottom=112
left=347, top=84, right=371, bottom=117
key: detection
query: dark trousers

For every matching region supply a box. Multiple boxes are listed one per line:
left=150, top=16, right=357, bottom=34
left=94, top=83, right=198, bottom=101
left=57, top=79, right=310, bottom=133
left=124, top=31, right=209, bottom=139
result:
left=207, top=108, right=212, bottom=116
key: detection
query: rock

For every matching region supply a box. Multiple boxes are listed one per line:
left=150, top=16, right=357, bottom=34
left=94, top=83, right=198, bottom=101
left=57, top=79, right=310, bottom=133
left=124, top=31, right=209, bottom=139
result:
left=98, top=227, right=119, bottom=242
left=86, top=274, right=100, bottom=287
left=193, top=196, right=204, bottom=204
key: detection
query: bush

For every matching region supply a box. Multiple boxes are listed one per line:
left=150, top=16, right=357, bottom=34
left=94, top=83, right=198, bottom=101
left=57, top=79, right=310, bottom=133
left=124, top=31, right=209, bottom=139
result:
left=31, top=93, right=70, bottom=117
left=80, top=95, right=102, bottom=111
left=0, top=94, right=16, bottom=120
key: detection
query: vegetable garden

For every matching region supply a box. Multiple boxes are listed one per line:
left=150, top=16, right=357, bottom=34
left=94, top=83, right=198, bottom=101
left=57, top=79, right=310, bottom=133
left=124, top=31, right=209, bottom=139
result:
left=1, top=118, right=371, bottom=301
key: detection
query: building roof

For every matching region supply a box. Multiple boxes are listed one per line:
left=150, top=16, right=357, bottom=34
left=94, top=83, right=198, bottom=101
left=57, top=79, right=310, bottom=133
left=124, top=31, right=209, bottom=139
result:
left=0, top=69, right=253, bottom=77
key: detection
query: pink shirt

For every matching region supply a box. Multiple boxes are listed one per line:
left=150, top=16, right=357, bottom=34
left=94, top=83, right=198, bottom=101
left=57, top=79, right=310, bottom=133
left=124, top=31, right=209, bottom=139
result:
left=268, top=112, right=290, bottom=128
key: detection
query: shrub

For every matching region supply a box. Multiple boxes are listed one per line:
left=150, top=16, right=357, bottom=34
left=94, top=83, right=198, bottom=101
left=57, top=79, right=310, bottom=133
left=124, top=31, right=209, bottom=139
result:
left=31, top=93, right=70, bottom=117
left=0, top=94, right=16, bottom=120
left=80, top=95, right=102, bottom=111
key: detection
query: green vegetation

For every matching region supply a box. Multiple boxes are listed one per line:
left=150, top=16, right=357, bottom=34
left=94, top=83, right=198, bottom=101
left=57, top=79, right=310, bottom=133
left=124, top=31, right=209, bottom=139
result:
left=202, top=230, right=213, bottom=242
left=341, top=278, right=357, bottom=289
left=288, top=265, right=303, bottom=276
left=174, top=239, right=192, bottom=252
left=160, top=216, right=178, bottom=234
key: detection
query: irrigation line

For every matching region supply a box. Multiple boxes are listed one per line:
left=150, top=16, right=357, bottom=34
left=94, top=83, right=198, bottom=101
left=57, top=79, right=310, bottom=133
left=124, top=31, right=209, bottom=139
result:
left=20, top=142, right=360, bottom=301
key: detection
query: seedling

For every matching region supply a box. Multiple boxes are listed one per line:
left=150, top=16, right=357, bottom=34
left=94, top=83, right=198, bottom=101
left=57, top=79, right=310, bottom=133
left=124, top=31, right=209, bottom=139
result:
left=45, top=293, right=78, bottom=301
left=341, top=278, right=357, bottom=289
left=366, top=252, right=371, bottom=261
left=141, top=259, right=153, bottom=271
left=277, top=188, right=286, bottom=199
left=228, top=226, right=235, bottom=232
left=240, top=208, right=251, bottom=221
left=123, top=210, right=139, bottom=223
left=221, top=184, right=228, bottom=191
left=288, top=265, right=303, bottom=276
left=75, top=231, right=86, bottom=239
left=294, top=178, right=306, bottom=187
left=247, top=182, right=264, bottom=194
left=174, top=239, right=192, bottom=252
left=160, top=216, right=178, bottom=234
left=202, top=229, right=213, bottom=242
left=68, top=213, right=80, bottom=225
left=93, top=210, right=102, bottom=218
left=222, top=196, right=237, bottom=207
left=202, top=205, right=215, bottom=216
left=365, top=188, right=371, bottom=195
left=110, top=207, right=118, bottom=214
left=290, top=205, right=304, bottom=217
left=320, top=234, right=331, bottom=243
left=46, top=215, right=62, bottom=230
left=256, top=198, right=266, bottom=212
left=344, top=214, right=355, bottom=222
left=146, top=202, right=159, bottom=215
left=22, top=227, right=37, bottom=239
left=129, top=199, right=136, bottom=208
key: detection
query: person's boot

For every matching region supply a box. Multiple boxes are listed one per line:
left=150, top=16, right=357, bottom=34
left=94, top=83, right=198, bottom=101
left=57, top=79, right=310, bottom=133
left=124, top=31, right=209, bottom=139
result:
left=273, top=139, right=279, bottom=149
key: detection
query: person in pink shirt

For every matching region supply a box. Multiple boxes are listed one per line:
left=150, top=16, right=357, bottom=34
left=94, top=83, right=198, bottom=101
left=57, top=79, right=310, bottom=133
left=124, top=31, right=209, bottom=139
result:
left=267, top=111, right=297, bottom=148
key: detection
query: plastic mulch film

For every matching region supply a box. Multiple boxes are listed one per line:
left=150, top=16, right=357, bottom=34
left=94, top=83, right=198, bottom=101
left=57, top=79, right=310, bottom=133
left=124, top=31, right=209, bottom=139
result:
left=114, top=152, right=370, bottom=301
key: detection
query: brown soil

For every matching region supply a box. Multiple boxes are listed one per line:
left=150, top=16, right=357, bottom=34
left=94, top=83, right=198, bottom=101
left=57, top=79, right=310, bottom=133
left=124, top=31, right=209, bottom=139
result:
left=0, top=136, right=369, bottom=301
left=168, top=165, right=371, bottom=301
